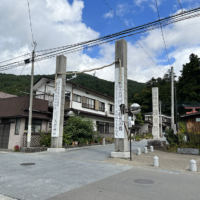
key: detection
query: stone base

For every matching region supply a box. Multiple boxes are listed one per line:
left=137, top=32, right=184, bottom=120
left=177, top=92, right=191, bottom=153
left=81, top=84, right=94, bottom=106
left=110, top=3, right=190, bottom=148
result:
left=47, top=148, right=66, bottom=152
left=111, top=152, right=130, bottom=158
left=20, top=147, right=47, bottom=153
left=178, top=148, right=199, bottom=155
left=147, top=140, right=167, bottom=151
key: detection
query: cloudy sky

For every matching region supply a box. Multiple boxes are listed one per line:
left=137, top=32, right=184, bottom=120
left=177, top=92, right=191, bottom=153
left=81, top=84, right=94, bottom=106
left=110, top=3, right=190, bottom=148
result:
left=1, top=0, right=200, bottom=83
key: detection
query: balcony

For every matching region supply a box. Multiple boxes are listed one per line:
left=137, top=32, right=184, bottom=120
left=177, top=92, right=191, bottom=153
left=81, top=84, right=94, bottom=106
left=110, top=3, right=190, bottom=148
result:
left=82, top=103, right=95, bottom=110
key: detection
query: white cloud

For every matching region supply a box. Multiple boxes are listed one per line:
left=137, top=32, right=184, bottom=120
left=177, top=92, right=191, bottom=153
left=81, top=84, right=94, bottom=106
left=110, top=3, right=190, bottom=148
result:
left=103, top=11, right=114, bottom=18
left=116, top=3, right=130, bottom=16
left=1, top=0, right=200, bottom=86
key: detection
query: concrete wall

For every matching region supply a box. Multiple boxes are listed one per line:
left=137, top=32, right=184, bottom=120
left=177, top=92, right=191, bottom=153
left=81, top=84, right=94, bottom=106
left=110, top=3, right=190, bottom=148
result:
left=140, top=123, right=149, bottom=134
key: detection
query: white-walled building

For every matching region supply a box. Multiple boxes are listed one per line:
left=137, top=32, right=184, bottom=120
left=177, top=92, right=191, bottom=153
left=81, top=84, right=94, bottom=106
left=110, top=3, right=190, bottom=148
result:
left=33, top=76, right=115, bottom=137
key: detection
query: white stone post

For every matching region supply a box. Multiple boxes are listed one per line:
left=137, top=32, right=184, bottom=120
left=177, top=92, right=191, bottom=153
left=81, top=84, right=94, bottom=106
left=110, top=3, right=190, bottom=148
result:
left=48, top=55, right=66, bottom=152
left=144, top=147, right=148, bottom=154
left=111, top=39, right=129, bottom=158
left=153, top=156, right=159, bottom=167
left=137, top=148, right=141, bottom=155
left=190, top=160, right=197, bottom=172
left=152, top=87, right=160, bottom=139
left=150, top=146, right=154, bottom=152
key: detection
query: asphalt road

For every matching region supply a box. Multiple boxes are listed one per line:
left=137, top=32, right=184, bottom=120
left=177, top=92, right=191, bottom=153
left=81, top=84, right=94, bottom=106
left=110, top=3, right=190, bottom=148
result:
left=0, top=140, right=199, bottom=200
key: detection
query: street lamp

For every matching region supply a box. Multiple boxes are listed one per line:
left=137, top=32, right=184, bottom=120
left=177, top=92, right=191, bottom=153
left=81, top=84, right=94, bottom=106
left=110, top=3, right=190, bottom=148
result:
left=129, top=103, right=141, bottom=161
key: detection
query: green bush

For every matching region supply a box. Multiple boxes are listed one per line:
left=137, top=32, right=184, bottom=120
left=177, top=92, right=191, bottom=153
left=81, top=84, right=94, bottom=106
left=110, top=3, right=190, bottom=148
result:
left=39, top=130, right=51, bottom=147
left=63, top=116, right=99, bottom=144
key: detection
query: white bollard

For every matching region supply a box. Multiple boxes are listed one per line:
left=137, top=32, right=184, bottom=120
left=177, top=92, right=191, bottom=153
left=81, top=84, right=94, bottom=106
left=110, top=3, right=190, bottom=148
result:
left=190, top=160, right=197, bottom=172
left=103, top=138, right=105, bottom=146
left=153, top=156, right=159, bottom=167
left=150, top=146, right=154, bottom=152
left=184, top=136, right=187, bottom=142
left=144, top=147, right=148, bottom=154
left=137, top=148, right=141, bottom=155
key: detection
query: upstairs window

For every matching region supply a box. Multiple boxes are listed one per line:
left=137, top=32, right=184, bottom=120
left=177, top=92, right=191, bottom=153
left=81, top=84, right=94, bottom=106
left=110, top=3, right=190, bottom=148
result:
left=73, top=94, right=81, bottom=103
left=99, top=102, right=105, bottom=112
left=110, top=104, right=114, bottom=114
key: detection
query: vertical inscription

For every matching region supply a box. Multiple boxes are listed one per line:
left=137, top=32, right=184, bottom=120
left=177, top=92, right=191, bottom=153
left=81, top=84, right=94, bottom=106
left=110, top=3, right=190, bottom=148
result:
left=52, top=78, right=62, bottom=137
left=152, top=88, right=160, bottom=139
left=114, top=67, right=124, bottom=138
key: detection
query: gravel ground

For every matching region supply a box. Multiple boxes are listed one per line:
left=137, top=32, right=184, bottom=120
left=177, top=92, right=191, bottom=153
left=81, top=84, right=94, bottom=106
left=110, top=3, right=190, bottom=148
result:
left=106, top=150, right=200, bottom=173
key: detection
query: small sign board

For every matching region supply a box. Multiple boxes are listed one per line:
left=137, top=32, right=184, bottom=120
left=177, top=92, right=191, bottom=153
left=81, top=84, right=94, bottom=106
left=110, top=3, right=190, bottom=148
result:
left=128, top=116, right=132, bottom=128
left=196, top=118, right=200, bottom=122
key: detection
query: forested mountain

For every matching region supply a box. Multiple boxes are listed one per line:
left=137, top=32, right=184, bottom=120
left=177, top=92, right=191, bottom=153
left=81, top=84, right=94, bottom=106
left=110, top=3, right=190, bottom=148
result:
left=132, top=54, right=200, bottom=117
left=0, top=73, right=146, bottom=103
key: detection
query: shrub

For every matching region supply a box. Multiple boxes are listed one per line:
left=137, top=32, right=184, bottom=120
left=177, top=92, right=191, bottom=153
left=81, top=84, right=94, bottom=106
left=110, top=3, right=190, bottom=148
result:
left=63, top=116, right=99, bottom=144
left=39, top=130, right=51, bottom=147
left=14, top=145, right=20, bottom=152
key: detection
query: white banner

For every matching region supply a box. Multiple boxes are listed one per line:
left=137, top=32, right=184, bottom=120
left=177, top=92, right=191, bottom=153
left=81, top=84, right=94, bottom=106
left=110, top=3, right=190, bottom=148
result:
left=114, top=67, right=124, bottom=138
left=52, top=78, right=62, bottom=137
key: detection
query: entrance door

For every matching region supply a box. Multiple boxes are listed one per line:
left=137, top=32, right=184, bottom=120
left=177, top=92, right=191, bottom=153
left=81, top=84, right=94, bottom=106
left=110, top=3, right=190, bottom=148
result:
left=0, top=123, right=10, bottom=149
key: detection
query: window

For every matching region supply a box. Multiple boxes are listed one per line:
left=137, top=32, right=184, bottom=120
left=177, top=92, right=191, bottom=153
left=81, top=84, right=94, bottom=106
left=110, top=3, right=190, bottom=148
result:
left=15, top=118, right=21, bottom=135
left=25, top=119, right=42, bottom=133
left=96, top=121, right=114, bottom=133
left=99, top=102, right=105, bottom=112
left=109, top=104, right=114, bottom=114
left=2, top=118, right=15, bottom=123
left=82, top=97, right=95, bottom=109
left=65, top=93, right=71, bottom=101
left=73, top=94, right=81, bottom=103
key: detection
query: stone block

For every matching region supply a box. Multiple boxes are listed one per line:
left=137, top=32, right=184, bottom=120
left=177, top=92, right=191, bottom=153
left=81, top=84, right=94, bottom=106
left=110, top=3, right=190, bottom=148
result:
left=47, top=148, right=66, bottom=152
left=111, top=152, right=130, bottom=158
left=147, top=140, right=167, bottom=151
left=177, top=148, right=199, bottom=155
left=20, top=147, right=47, bottom=153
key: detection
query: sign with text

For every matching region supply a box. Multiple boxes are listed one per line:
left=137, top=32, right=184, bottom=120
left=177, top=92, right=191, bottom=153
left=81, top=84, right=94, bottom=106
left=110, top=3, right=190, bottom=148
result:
left=114, top=67, right=124, bottom=138
left=152, top=87, right=160, bottom=139
left=196, top=118, right=200, bottom=122
left=52, top=78, right=62, bottom=137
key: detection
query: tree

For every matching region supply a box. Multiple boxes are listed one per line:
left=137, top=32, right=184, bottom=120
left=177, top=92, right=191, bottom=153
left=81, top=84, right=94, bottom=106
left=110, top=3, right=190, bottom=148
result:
left=63, top=115, right=98, bottom=144
left=135, top=113, right=144, bottom=126
left=177, top=54, right=200, bottom=103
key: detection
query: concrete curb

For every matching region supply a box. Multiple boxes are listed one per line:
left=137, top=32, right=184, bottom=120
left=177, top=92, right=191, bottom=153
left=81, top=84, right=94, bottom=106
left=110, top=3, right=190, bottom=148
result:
left=65, top=144, right=114, bottom=152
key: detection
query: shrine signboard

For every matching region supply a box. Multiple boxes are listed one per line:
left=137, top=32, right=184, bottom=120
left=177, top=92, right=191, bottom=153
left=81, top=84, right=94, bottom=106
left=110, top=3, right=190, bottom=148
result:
left=152, top=87, right=160, bottom=139
left=114, top=67, right=125, bottom=138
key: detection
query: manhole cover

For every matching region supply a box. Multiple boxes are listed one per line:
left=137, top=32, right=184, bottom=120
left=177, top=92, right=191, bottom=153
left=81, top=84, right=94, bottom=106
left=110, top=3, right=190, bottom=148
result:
left=133, top=179, right=155, bottom=184
left=20, top=163, right=35, bottom=166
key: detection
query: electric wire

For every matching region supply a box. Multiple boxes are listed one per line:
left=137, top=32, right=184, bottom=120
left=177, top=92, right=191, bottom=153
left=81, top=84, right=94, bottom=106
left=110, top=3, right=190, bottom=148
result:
left=26, top=0, right=34, bottom=44
left=101, top=0, right=160, bottom=76
left=155, top=0, right=171, bottom=65
left=177, top=0, right=183, bottom=11
left=1, top=7, right=200, bottom=71
left=34, top=6, right=200, bottom=54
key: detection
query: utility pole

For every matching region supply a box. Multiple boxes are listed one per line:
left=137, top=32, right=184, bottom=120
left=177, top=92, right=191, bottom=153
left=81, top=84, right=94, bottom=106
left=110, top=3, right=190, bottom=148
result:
left=174, top=87, right=178, bottom=132
left=160, top=101, right=162, bottom=137
left=171, top=66, right=174, bottom=131
left=27, top=42, right=37, bottom=148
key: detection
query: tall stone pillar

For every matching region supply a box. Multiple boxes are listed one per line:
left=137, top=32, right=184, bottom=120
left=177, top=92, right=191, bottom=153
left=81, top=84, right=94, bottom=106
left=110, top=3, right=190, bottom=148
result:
left=111, top=39, right=128, bottom=158
left=152, top=87, right=160, bottom=139
left=48, top=55, right=66, bottom=152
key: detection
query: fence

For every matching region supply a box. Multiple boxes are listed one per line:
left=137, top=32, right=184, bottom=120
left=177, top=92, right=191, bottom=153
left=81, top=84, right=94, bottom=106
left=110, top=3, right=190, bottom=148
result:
left=23, top=133, right=50, bottom=147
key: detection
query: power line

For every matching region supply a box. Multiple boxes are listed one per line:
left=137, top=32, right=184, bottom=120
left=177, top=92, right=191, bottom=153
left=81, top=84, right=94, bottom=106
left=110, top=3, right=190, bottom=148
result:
left=26, top=0, right=34, bottom=44
left=177, top=0, right=183, bottom=11
left=101, top=0, right=161, bottom=76
left=155, top=0, right=171, bottom=65
left=34, top=7, right=200, bottom=54
left=1, top=7, right=200, bottom=71
left=0, top=53, right=31, bottom=64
